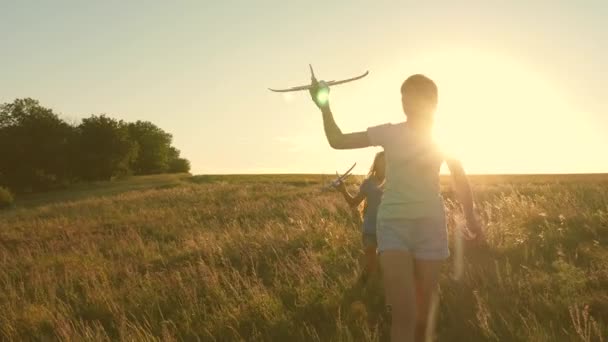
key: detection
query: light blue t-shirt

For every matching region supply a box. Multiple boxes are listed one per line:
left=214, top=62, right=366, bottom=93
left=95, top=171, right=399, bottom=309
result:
left=360, top=177, right=383, bottom=235
left=367, top=122, right=444, bottom=220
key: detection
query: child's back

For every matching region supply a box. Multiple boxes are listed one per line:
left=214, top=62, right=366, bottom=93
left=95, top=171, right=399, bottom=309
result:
left=367, top=122, right=444, bottom=220
left=359, top=176, right=383, bottom=236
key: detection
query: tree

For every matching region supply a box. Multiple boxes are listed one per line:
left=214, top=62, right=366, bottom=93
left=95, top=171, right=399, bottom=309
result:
left=167, top=147, right=191, bottom=173
left=0, top=98, right=76, bottom=191
left=0, top=98, right=192, bottom=191
left=75, top=115, right=138, bottom=181
left=127, top=121, right=173, bottom=175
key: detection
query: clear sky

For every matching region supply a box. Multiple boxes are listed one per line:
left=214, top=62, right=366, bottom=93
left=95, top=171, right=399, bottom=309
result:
left=1, top=1, right=606, bottom=175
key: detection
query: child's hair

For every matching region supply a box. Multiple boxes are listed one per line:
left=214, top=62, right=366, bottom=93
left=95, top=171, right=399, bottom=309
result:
left=360, top=151, right=385, bottom=220
left=401, top=74, right=438, bottom=125
left=401, top=74, right=437, bottom=97
left=366, top=151, right=385, bottom=180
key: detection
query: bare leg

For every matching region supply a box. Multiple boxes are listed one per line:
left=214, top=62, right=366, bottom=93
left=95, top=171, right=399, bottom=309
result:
left=413, top=259, right=443, bottom=342
left=380, top=250, right=416, bottom=342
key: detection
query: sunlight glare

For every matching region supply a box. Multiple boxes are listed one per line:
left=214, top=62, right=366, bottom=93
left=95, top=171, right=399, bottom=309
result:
left=421, top=49, right=606, bottom=173
left=316, top=87, right=330, bottom=107
left=282, top=92, right=295, bottom=103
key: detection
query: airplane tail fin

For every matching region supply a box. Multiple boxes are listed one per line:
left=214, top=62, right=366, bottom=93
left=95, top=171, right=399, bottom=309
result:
left=309, top=64, right=317, bottom=83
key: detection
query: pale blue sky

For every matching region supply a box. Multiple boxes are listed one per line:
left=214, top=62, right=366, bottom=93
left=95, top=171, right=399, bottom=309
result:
left=1, top=1, right=606, bottom=174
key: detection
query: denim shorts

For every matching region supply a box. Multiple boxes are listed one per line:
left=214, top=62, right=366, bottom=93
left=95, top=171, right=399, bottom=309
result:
left=377, top=216, right=449, bottom=260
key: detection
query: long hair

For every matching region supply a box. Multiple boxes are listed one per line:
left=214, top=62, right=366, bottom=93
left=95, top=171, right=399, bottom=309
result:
left=360, top=151, right=385, bottom=220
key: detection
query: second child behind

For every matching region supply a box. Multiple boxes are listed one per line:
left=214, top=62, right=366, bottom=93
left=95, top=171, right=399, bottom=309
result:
left=336, top=151, right=385, bottom=282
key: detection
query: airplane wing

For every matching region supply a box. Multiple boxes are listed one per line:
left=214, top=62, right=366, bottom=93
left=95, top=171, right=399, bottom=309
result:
left=268, top=84, right=313, bottom=93
left=326, top=71, right=369, bottom=87
left=269, top=70, right=368, bottom=92
left=339, top=162, right=357, bottom=181
left=326, top=162, right=357, bottom=189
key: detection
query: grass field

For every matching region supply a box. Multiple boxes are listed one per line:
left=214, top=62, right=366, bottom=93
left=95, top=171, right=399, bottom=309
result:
left=1, top=173, right=607, bottom=341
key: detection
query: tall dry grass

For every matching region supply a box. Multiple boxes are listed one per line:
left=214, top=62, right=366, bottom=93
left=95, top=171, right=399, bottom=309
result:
left=0, top=175, right=606, bottom=341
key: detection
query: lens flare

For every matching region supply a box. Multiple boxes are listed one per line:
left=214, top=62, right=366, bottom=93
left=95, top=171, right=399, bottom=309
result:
left=316, top=87, right=330, bottom=106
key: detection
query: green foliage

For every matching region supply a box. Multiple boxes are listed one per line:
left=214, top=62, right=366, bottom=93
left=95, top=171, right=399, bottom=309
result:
left=0, top=186, right=13, bottom=208
left=0, top=98, right=191, bottom=191
left=0, top=98, right=75, bottom=191
left=167, top=147, right=190, bottom=173
left=168, top=157, right=191, bottom=173
left=0, top=175, right=606, bottom=340
left=128, top=121, right=173, bottom=175
left=75, top=115, right=138, bottom=181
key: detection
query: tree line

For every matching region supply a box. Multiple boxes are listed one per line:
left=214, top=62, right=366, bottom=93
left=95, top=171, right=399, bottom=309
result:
left=0, top=98, right=190, bottom=193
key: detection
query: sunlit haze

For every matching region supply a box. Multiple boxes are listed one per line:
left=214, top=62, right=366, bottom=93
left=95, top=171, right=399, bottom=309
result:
left=1, top=1, right=606, bottom=174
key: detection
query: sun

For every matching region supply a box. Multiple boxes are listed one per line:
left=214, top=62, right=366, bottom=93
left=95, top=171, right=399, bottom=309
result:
left=422, top=49, right=605, bottom=174
left=328, top=48, right=605, bottom=174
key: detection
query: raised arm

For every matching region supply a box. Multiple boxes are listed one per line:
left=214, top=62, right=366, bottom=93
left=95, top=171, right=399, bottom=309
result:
left=311, top=84, right=371, bottom=150
left=446, top=158, right=483, bottom=239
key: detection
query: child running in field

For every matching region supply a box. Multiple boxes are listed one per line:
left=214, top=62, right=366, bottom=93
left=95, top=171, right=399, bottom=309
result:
left=335, top=151, right=385, bottom=283
left=310, top=74, right=483, bottom=342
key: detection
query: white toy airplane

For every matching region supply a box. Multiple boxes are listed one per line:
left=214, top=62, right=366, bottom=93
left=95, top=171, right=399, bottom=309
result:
left=322, top=162, right=357, bottom=191
left=269, top=65, right=368, bottom=93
